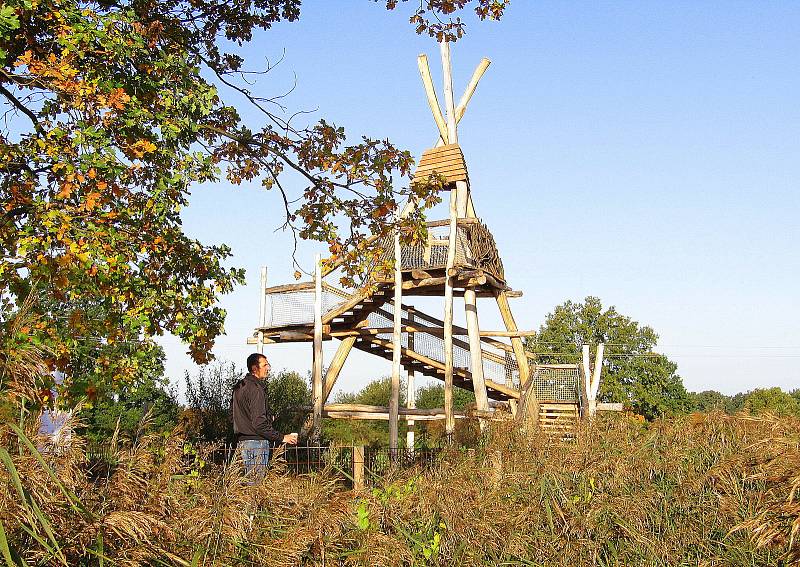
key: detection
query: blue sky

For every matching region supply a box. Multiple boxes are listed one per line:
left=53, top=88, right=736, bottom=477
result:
left=159, top=1, right=800, bottom=397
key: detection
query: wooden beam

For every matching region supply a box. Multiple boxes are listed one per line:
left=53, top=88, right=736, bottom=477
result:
left=323, top=411, right=454, bottom=422
left=455, top=57, right=491, bottom=123
left=311, top=254, right=323, bottom=443
left=496, top=290, right=531, bottom=386
left=390, top=303, right=518, bottom=355
left=328, top=326, right=535, bottom=338
left=407, top=309, right=416, bottom=449
left=417, top=54, right=449, bottom=143
left=581, top=345, right=591, bottom=419
left=322, top=336, right=356, bottom=401
left=359, top=335, right=519, bottom=401
left=322, top=403, right=458, bottom=416
left=389, top=231, right=402, bottom=449
left=257, top=266, right=268, bottom=354
left=465, top=288, right=489, bottom=414
left=442, top=195, right=457, bottom=432
left=440, top=41, right=488, bottom=418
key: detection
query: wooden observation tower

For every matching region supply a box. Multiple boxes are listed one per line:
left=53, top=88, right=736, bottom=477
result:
left=248, top=43, right=604, bottom=446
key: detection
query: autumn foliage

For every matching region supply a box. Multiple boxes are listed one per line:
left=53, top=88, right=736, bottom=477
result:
left=0, top=1, right=509, bottom=400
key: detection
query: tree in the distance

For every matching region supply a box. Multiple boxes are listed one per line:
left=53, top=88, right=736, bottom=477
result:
left=688, top=390, right=731, bottom=413
left=528, top=296, right=691, bottom=420
left=742, top=387, right=800, bottom=417
left=325, top=376, right=404, bottom=446
left=183, top=362, right=310, bottom=443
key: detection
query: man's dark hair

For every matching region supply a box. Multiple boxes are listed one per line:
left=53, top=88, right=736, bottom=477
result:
left=246, top=353, right=266, bottom=373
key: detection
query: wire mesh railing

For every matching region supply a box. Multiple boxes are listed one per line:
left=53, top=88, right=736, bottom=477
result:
left=82, top=442, right=454, bottom=487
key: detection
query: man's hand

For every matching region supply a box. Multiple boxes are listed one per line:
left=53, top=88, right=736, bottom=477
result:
left=282, top=432, right=298, bottom=445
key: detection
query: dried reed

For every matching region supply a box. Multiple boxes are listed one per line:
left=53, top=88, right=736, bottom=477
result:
left=1, top=411, right=798, bottom=566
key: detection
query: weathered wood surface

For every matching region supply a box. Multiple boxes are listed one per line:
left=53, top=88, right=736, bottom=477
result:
left=417, top=53, right=449, bottom=143
left=322, top=336, right=356, bottom=401
left=412, top=144, right=469, bottom=187
left=496, top=290, right=532, bottom=388
left=389, top=231, right=402, bottom=449
left=311, top=255, right=324, bottom=442
left=327, top=326, right=535, bottom=338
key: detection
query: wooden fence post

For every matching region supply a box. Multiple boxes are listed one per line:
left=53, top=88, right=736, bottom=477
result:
left=353, top=445, right=365, bottom=490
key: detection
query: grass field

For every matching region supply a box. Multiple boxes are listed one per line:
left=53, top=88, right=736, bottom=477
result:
left=1, top=412, right=798, bottom=566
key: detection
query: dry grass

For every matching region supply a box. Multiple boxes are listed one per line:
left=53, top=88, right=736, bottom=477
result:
left=1, top=411, right=799, bottom=566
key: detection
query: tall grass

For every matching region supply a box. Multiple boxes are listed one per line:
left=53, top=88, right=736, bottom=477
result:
left=1, top=412, right=798, bottom=565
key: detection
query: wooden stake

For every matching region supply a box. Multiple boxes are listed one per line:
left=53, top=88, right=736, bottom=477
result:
left=311, top=254, right=323, bottom=443
left=389, top=231, right=402, bottom=449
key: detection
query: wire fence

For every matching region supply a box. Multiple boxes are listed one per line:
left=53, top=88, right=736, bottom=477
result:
left=84, top=442, right=450, bottom=488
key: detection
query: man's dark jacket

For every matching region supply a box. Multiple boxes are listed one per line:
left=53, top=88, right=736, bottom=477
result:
left=231, top=373, right=283, bottom=442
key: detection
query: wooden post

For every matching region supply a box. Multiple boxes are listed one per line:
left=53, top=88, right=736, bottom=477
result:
left=590, top=343, right=604, bottom=418
left=418, top=54, right=450, bottom=144
left=440, top=40, right=490, bottom=420
left=299, top=335, right=355, bottom=440
left=406, top=308, right=416, bottom=449
left=440, top=42, right=458, bottom=437
left=455, top=58, right=491, bottom=124
left=257, top=266, right=267, bottom=354
left=322, top=337, right=356, bottom=402
left=581, top=343, right=604, bottom=419
left=581, top=344, right=591, bottom=419
left=496, top=291, right=531, bottom=386
left=464, top=290, right=489, bottom=412
left=389, top=231, right=402, bottom=449
left=353, top=445, right=365, bottom=490
left=311, top=254, right=323, bottom=443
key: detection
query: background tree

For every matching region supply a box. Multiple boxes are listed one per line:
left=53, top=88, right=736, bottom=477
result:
left=415, top=382, right=475, bottom=411
left=183, top=361, right=310, bottom=443
left=324, top=376, right=405, bottom=446
left=183, top=361, right=239, bottom=443
left=528, top=296, right=691, bottom=419
left=741, top=387, right=800, bottom=417
left=688, top=390, right=730, bottom=413
left=79, top=378, right=180, bottom=445
left=1, top=0, right=507, bottom=405
left=264, top=369, right=310, bottom=433
left=322, top=378, right=482, bottom=447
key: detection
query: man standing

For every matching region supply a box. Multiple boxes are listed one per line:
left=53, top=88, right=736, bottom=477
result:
left=231, top=353, right=298, bottom=476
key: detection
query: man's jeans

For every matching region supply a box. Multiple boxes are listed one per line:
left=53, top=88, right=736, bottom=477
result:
left=238, top=439, right=270, bottom=479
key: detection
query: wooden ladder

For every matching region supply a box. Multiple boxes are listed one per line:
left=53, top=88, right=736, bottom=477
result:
left=538, top=402, right=579, bottom=438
